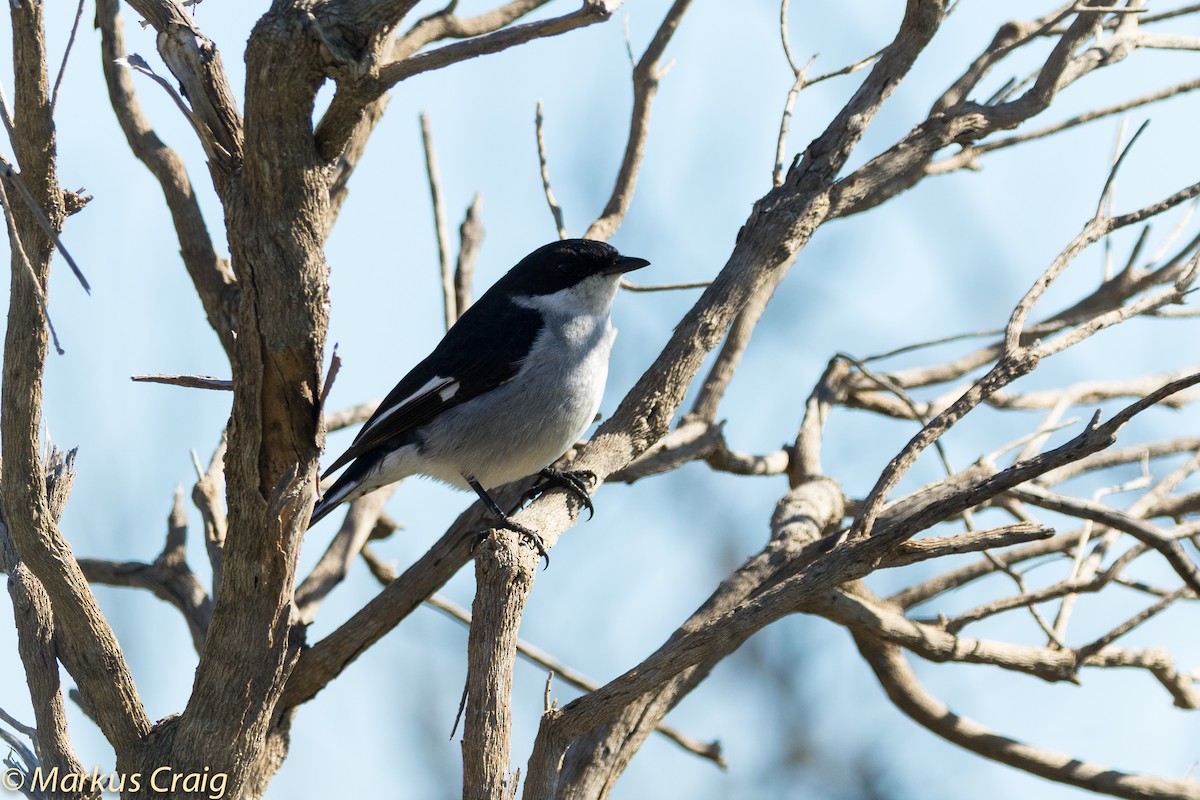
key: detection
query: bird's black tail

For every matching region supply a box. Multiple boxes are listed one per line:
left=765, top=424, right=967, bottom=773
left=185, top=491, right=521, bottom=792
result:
left=309, top=459, right=372, bottom=528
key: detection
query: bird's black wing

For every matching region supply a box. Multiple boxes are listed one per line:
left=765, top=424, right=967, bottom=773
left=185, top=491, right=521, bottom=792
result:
left=322, top=299, right=544, bottom=476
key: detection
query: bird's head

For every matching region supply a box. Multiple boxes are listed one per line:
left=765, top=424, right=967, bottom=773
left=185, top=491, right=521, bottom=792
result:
left=501, top=239, right=650, bottom=301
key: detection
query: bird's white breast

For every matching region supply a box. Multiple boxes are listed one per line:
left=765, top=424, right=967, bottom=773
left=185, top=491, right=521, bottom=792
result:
left=412, top=273, right=622, bottom=489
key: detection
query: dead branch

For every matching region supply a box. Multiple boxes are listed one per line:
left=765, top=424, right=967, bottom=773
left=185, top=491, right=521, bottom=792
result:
left=280, top=480, right=534, bottom=709
left=1009, top=483, right=1200, bottom=595
left=535, top=101, right=568, bottom=240
left=393, top=0, right=554, bottom=60
left=295, top=488, right=394, bottom=623
left=131, top=373, right=233, bottom=390
left=585, top=0, right=690, bottom=241
left=856, top=638, right=1200, bottom=799
left=1, top=1, right=150, bottom=755
left=420, top=111, right=456, bottom=329
left=97, top=0, right=238, bottom=355
left=315, top=1, right=618, bottom=161
left=882, top=523, right=1054, bottom=568
left=78, top=488, right=213, bottom=651
left=121, top=0, right=244, bottom=169
left=456, top=193, right=484, bottom=315
left=0, top=506, right=91, bottom=784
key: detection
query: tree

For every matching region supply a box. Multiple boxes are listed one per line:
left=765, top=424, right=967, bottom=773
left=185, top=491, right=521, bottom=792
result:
left=2, top=0, right=1199, bottom=798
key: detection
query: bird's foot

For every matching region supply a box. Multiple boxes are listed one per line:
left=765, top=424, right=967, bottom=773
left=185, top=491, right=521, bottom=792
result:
left=464, top=475, right=549, bottom=568
left=535, top=467, right=597, bottom=520
left=471, top=515, right=550, bottom=569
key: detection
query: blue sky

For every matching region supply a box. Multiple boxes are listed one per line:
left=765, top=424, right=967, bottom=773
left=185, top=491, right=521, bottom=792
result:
left=1, top=1, right=1199, bottom=798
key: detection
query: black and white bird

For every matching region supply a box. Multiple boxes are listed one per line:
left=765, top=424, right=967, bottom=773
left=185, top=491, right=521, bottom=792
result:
left=309, top=238, right=650, bottom=557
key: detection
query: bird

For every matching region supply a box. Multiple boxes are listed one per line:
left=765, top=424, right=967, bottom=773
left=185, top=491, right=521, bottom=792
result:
left=309, top=238, right=650, bottom=560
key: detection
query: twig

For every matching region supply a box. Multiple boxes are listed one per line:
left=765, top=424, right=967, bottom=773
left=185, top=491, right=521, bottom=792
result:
left=378, top=2, right=621, bottom=88
left=0, top=177, right=64, bottom=355
left=1100, top=119, right=1130, bottom=281
left=131, top=373, right=233, bottom=390
left=98, top=0, right=237, bottom=355
left=772, top=0, right=880, bottom=185
left=535, top=101, right=568, bottom=239
left=420, top=111, right=456, bottom=329
left=375, top=567, right=729, bottom=769
left=319, top=345, right=342, bottom=408
left=619, top=278, right=709, bottom=292
left=1010, top=483, right=1200, bottom=596
left=1050, top=459, right=1162, bottom=643
left=0, top=707, right=37, bottom=741
left=324, top=400, right=379, bottom=433
left=883, top=523, right=1054, bottom=568
left=585, top=0, right=692, bottom=240
left=0, top=155, right=89, bottom=295
left=850, top=352, right=1039, bottom=541
left=455, top=193, right=484, bottom=316
left=0, top=719, right=37, bottom=774
left=1140, top=3, right=1200, bottom=25
left=1094, top=119, right=1148, bottom=220
left=114, top=54, right=212, bottom=162
left=1005, top=179, right=1200, bottom=355
left=773, top=0, right=811, bottom=187
left=862, top=326, right=1005, bottom=362
left=1147, top=201, right=1199, bottom=266
left=689, top=279, right=775, bottom=422
left=295, top=488, right=394, bottom=623
left=50, top=0, right=87, bottom=116
left=929, top=78, right=1200, bottom=175
left=857, top=638, right=1200, bottom=798
left=841, top=353, right=960, bottom=483
left=1075, top=587, right=1192, bottom=661
left=393, top=0, right=556, bottom=60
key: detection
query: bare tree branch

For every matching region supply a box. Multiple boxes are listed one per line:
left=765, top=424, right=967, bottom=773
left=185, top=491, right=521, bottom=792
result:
left=882, top=522, right=1055, bottom=568
left=420, top=111, right=457, bottom=329
left=535, top=101, right=568, bottom=240
left=856, top=638, right=1200, bottom=800
left=131, top=373, right=233, bottom=390
left=316, top=1, right=619, bottom=160
left=49, top=0, right=86, bottom=116
left=280, top=481, right=533, bottom=709
left=7, top=1, right=1200, bottom=797
left=97, top=0, right=238, bottom=355
left=77, top=488, right=213, bottom=651
left=1, top=1, right=150, bottom=755
left=585, top=0, right=691, bottom=241
left=295, top=488, right=394, bottom=624
left=393, top=0, right=555, bottom=60
left=121, top=0, right=244, bottom=170
left=456, top=193, right=484, bottom=315
left=0, top=507, right=90, bottom=785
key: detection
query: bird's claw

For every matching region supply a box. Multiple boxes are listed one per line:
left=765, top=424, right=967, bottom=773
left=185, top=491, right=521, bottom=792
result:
left=470, top=517, right=550, bottom=570
left=536, top=467, right=596, bottom=520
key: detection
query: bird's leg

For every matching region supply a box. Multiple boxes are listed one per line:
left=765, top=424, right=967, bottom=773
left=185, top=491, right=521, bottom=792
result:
left=465, top=476, right=549, bottom=568
left=534, top=467, right=596, bottom=520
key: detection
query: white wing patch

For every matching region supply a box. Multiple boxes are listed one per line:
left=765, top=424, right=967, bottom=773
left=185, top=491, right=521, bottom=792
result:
left=358, top=375, right=456, bottom=439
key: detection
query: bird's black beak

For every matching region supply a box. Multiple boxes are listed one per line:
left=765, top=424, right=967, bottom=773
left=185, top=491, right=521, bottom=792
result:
left=607, top=255, right=651, bottom=275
